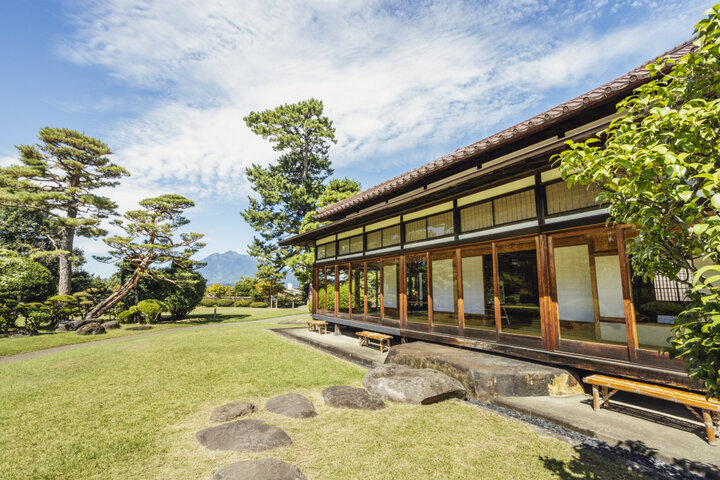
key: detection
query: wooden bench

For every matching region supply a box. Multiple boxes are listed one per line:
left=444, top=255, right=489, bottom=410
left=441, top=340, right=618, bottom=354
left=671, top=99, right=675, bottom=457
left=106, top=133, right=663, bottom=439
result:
left=584, top=374, right=720, bottom=445
left=356, top=331, right=393, bottom=353
left=307, top=320, right=328, bottom=334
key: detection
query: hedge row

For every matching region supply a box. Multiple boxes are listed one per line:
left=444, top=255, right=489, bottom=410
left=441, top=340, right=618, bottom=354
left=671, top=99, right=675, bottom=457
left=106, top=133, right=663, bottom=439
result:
left=199, top=299, right=268, bottom=308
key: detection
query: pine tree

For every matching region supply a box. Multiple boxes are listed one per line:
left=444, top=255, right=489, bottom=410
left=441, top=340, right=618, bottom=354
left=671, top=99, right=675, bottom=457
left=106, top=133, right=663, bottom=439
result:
left=241, top=98, right=336, bottom=279
left=0, top=127, right=129, bottom=295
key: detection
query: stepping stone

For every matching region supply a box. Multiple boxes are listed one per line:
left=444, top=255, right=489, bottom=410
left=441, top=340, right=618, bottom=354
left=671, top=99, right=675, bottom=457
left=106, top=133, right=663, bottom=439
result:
left=265, top=393, right=316, bottom=419
left=213, top=458, right=306, bottom=480
left=363, top=363, right=466, bottom=405
left=322, top=386, right=385, bottom=410
left=210, top=401, right=256, bottom=422
left=126, top=325, right=152, bottom=331
left=195, top=419, right=291, bottom=452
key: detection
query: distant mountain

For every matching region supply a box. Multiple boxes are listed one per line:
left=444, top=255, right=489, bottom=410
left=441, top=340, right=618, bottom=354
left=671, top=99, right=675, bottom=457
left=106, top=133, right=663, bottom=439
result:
left=199, top=250, right=298, bottom=287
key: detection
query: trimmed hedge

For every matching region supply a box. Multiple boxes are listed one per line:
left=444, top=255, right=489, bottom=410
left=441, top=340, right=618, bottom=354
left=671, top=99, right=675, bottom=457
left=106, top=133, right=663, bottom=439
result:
left=249, top=302, right=268, bottom=308
left=234, top=300, right=252, bottom=307
left=216, top=298, right=234, bottom=307
left=199, top=299, right=216, bottom=307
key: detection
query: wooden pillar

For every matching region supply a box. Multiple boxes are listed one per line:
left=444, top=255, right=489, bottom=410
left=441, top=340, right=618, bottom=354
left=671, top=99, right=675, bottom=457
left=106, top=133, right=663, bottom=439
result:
left=492, top=241, right=501, bottom=338
left=427, top=252, right=434, bottom=330
left=363, top=262, right=368, bottom=319
left=616, top=225, right=638, bottom=362
left=400, top=256, right=407, bottom=328
left=334, top=264, right=339, bottom=317
left=456, top=248, right=465, bottom=335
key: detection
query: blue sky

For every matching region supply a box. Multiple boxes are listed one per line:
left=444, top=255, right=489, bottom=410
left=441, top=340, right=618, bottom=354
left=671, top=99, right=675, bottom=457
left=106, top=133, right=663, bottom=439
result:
left=0, top=0, right=710, bottom=277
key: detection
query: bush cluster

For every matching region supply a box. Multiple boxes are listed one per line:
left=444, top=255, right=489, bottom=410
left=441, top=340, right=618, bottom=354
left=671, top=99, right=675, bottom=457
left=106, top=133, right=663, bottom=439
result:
left=234, top=299, right=252, bottom=307
left=249, top=301, right=268, bottom=308
left=216, top=298, right=234, bottom=307
left=200, top=298, right=216, bottom=307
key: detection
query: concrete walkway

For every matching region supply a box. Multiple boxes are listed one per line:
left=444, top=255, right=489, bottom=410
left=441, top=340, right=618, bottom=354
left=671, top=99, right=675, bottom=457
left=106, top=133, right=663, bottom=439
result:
left=0, top=314, right=308, bottom=366
left=273, top=325, right=388, bottom=367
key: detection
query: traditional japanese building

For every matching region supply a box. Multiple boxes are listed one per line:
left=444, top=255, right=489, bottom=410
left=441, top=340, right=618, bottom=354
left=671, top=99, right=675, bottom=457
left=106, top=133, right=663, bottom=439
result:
left=281, top=39, right=696, bottom=389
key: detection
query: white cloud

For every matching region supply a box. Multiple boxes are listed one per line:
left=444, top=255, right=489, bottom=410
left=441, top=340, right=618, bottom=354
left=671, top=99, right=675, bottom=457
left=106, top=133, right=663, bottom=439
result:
left=58, top=0, right=707, bottom=201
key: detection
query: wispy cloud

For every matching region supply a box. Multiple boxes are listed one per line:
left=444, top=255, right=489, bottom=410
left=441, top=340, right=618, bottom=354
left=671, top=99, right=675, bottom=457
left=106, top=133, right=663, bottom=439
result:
left=58, top=0, right=706, bottom=203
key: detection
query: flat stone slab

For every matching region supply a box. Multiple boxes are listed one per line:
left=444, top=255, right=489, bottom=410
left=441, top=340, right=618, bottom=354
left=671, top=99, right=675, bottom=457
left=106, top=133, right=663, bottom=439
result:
left=385, top=341, right=583, bottom=401
left=322, top=386, right=385, bottom=410
left=195, top=419, right=291, bottom=452
left=210, top=401, right=256, bottom=422
left=126, top=325, right=152, bottom=331
left=265, top=393, right=316, bottom=419
left=363, top=364, right=466, bottom=404
left=213, top=458, right=306, bottom=480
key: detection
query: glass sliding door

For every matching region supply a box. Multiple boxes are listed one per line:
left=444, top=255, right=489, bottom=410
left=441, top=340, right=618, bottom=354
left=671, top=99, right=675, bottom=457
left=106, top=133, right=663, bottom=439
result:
left=337, top=265, right=350, bottom=318
left=350, top=263, right=365, bottom=320
left=496, top=242, right=542, bottom=338
left=367, top=262, right=381, bottom=321
left=551, top=228, right=629, bottom=360
left=406, top=255, right=429, bottom=327
left=319, top=266, right=335, bottom=314
left=431, top=252, right=458, bottom=333
left=461, top=247, right=496, bottom=338
left=382, top=258, right=400, bottom=325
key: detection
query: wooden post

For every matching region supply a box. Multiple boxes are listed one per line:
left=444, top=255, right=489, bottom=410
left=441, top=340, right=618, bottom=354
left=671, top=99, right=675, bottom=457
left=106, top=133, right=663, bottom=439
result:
left=616, top=225, right=638, bottom=362
left=492, top=242, right=501, bottom=337
left=456, top=248, right=465, bottom=335
left=334, top=264, right=339, bottom=317
left=703, top=410, right=717, bottom=445
left=427, top=252, right=434, bottom=330
left=592, top=385, right=600, bottom=411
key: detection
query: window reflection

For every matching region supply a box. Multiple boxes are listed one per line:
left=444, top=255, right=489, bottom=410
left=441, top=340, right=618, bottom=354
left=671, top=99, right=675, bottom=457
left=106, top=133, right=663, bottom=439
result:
left=496, top=248, right=541, bottom=336
left=461, top=252, right=495, bottom=331
left=406, top=256, right=428, bottom=324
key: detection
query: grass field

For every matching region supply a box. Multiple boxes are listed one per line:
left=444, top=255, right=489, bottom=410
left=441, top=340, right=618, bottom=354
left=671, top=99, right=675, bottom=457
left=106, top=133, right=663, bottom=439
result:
left=0, top=312, right=639, bottom=480
left=0, top=306, right=306, bottom=358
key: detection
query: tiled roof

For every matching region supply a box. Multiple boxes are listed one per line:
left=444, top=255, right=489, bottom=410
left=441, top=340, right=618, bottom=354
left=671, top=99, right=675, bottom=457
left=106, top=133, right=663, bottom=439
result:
left=315, top=38, right=696, bottom=221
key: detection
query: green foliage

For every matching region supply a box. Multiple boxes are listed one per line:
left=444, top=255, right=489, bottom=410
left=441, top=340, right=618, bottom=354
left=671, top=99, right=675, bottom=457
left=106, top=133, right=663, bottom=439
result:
left=199, top=299, right=217, bottom=307
left=249, top=301, right=269, bottom=308
left=233, top=300, right=252, bottom=307
left=241, top=99, right=336, bottom=284
left=45, top=295, right=80, bottom=325
left=233, top=276, right=256, bottom=296
left=135, top=267, right=206, bottom=320
left=0, top=299, right=20, bottom=335
left=206, top=283, right=232, bottom=298
left=0, top=127, right=129, bottom=294
left=286, top=177, right=361, bottom=295
left=136, top=299, right=167, bottom=324
left=216, top=299, right=234, bottom=307
left=0, top=252, right=55, bottom=302
left=89, top=194, right=205, bottom=318
left=555, top=5, right=720, bottom=397
left=118, top=306, right=141, bottom=323
left=21, top=303, right=52, bottom=334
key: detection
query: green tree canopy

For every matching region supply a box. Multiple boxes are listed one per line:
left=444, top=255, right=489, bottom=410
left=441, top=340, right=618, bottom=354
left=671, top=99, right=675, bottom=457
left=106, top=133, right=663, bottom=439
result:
left=556, top=5, right=720, bottom=397
left=0, top=127, right=129, bottom=295
left=88, top=194, right=205, bottom=318
left=241, top=98, right=336, bottom=281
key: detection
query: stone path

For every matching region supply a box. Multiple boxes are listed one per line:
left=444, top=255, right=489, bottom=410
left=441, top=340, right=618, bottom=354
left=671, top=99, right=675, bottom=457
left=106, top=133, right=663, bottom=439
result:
left=0, top=314, right=308, bottom=366
left=200, top=366, right=464, bottom=478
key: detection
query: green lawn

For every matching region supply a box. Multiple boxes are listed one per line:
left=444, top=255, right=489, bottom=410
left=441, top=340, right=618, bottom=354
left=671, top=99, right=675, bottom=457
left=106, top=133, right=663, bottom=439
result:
left=0, top=316, right=639, bottom=479
left=0, top=306, right=306, bottom=358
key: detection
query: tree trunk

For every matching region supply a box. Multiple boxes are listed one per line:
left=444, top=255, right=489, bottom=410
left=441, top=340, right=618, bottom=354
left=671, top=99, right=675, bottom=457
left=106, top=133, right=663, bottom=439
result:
left=87, top=256, right=153, bottom=318
left=57, top=227, right=75, bottom=295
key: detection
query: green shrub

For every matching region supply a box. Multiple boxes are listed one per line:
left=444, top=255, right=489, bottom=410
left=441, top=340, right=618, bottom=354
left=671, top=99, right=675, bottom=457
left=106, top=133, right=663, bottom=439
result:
left=249, top=301, right=268, bottom=308
left=22, top=304, right=52, bottom=333
left=118, top=306, right=141, bottom=323
left=0, top=259, right=55, bottom=303
left=200, top=298, right=216, bottom=307
left=234, top=300, right=252, bottom=307
left=45, top=295, right=80, bottom=326
left=137, top=299, right=167, bottom=324
left=216, top=298, right=234, bottom=307
left=0, top=299, right=20, bottom=334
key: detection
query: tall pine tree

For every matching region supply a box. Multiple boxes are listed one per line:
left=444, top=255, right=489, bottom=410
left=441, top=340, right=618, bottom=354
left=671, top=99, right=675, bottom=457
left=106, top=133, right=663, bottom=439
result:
left=242, top=98, right=335, bottom=282
left=0, top=127, right=129, bottom=295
